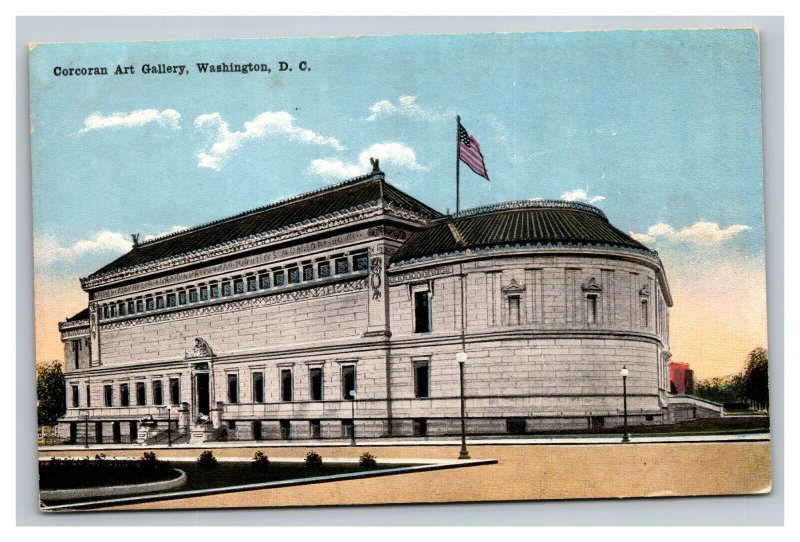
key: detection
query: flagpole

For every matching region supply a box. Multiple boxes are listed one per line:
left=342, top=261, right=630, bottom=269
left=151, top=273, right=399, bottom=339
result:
left=455, top=115, right=461, bottom=215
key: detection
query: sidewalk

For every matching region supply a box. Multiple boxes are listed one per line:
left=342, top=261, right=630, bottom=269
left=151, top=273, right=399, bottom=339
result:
left=40, top=431, right=770, bottom=453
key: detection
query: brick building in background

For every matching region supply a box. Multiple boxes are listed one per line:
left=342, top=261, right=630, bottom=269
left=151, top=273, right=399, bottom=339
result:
left=56, top=168, right=702, bottom=445
left=669, top=362, right=695, bottom=395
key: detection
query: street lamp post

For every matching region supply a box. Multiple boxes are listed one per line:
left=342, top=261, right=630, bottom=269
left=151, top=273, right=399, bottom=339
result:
left=84, top=410, right=90, bottom=449
left=620, top=366, right=630, bottom=443
left=349, top=389, right=356, bottom=445
left=456, top=351, right=470, bottom=460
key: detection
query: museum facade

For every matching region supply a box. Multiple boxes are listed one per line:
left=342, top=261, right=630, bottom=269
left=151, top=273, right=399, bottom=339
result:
left=57, top=169, right=680, bottom=444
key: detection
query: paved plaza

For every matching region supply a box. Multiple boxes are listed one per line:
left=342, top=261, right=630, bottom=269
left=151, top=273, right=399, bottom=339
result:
left=39, top=434, right=771, bottom=510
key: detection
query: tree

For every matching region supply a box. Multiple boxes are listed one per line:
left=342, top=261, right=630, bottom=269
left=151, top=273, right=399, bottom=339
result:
left=695, top=375, right=742, bottom=404
left=37, top=361, right=66, bottom=426
left=740, top=347, right=769, bottom=410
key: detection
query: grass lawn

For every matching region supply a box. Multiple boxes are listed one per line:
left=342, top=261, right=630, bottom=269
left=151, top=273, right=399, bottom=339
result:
left=40, top=460, right=403, bottom=507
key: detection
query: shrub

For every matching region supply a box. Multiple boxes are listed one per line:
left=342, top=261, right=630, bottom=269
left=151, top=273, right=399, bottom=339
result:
left=305, top=450, right=323, bottom=469
left=252, top=451, right=270, bottom=470
left=359, top=452, right=377, bottom=468
left=197, top=450, right=218, bottom=469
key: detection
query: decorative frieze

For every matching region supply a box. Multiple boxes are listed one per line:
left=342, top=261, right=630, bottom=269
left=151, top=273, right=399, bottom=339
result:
left=98, top=278, right=367, bottom=330
left=60, top=327, right=90, bottom=339
left=387, top=265, right=454, bottom=285
left=368, top=225, right=408, bottom=241
left=370, top=257, right=383, bottom=300
left=93, top=229, right=373, bottom=300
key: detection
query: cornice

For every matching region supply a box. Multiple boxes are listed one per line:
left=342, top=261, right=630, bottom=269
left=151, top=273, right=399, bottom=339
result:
left=81, top=199, right=433, bottom=291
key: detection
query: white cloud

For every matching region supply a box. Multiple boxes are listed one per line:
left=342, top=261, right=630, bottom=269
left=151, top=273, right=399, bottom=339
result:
left=560, top=188, right=606, bottom=204
left=143, top=225, right=189, bottom=242
left=79, top=109, right=181, bottom=134
left=629, top=221, right=751, bottom=246
left=309, top=142, right=424, bottom=179
left=34, top=231, right=132, bottom=267
left=593, top=127, right=619, bottom=137
left=194, top=111, right=344, bottom=171
left=366, top=95, right=453, bottom=122
left=489, top=116, right=509, bottom=143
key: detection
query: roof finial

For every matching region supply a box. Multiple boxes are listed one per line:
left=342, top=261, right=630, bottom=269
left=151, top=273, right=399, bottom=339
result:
left=370, top=157, right=381, bottom=173
left=131, top=233, right=140, bottom=247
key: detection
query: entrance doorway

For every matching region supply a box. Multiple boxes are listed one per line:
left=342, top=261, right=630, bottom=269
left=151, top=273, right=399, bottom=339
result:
left=196, top=373, right=210, bottom=416
left=69, top=422, right=77, bottom=444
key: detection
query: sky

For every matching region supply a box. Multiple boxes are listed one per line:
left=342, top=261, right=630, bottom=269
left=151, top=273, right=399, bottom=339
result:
left=29, top=30, right=767, bottom=380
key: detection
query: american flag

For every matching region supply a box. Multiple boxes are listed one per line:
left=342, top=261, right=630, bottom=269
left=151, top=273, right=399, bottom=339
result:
left=458, top=122, right=489, bottom=180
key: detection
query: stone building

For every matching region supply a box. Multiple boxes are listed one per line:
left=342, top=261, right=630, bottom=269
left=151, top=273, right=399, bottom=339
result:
left=56, top=169, right=684, bottom=444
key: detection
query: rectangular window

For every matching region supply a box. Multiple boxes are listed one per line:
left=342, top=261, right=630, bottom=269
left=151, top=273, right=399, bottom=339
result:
left=104, top=385, right=113, bottom=407
left=200, top=286, right=209, bottom=301
left=227, top=373, right=239, bottom=403
left=210, top=284, right=220, bottom=299
left=318, top=261, right=331, bottom=278
left=72, top=340, right=80, bottom=369
left=413, top=418, right=427, bottom=437
left=353, top=253, right=369, bottom=272
left=118, top=303, right=125, bottom=316
left=342, top=419, right=354, bottom=438
left=274, top=271, right=286, bottom=287
left=281, top=369, right=293, bottom=401
left=247, top=276, right=257, bottom=292
left=120, top=383, right=130, bottom=407
left=169, top=377, right=180, bottom=405
left=335, top=258, right=350, bottom=275
left=152, top=380, right=163, bottom=406
left=166, top=294, right=176, bottom=307
left=310, top=368, right=323, bottom=401
left=136, top=381, right=146, bottom=406
left=288, top=267, right=301, bottom=284
left=414, top=291, right=431, bottom=333
left=222, top=282, right=232, bottom=297
left=109, top=305, right=116, bottom=318
left=228, top=420, right=237, bottom=430
left=508, top=295, right=521, bottom=325
left=310, top=420, right=321, bottom=439
left=136, top=299, right=144, bottom=313
left=86, top=384, right=91, bottom=407
left=102, top=306, right=109, bottom=319
left=178, top=291, right=187, bottom=305
left=71, top=385, right=79, bottom=407
left=189, top=289, right=198, bottom=303
left=303, top=265, right=314, bottom=281
left=259, top=274, right=270, bottom=289
left=342, top=365, right=356, bottom=399
left=641, top=300, right=649, bottom=327
left=127, top=301, right=135, bottom=314
left=586, top=295, right=598, bottom=324
left=252, top=372, right=264, bottom=403
left=234, top=278, right=244, bottom=294
left=95, top=422, right=103, bottom=444
left=280, top=420, right=290, bottom=440
left=414, top=361, right=430, bottom=398
left=156, top=296, right=165, bottom=309
left=145, top=298, right=154, bottom=311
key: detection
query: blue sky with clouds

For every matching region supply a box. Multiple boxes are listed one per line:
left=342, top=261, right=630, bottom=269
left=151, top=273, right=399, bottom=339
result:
left=30, top=30, right=767, bottom=377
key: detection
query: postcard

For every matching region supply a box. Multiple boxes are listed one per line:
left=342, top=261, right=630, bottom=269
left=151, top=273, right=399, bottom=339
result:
left=30, top=29, right=770, bottom=511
